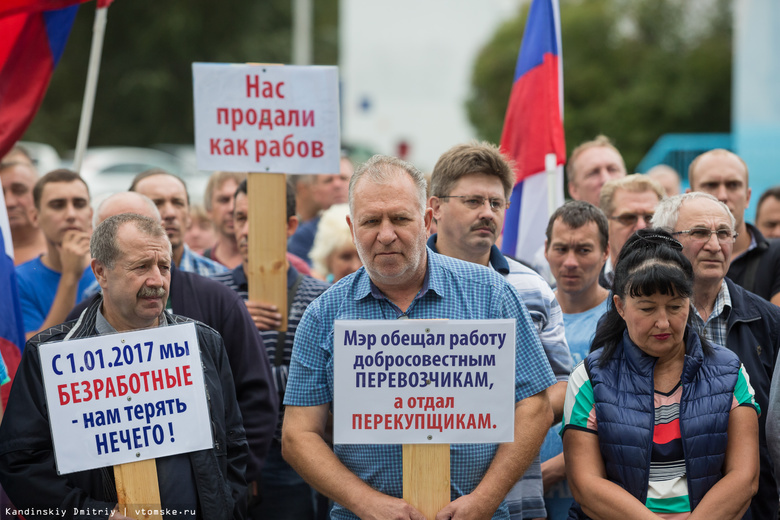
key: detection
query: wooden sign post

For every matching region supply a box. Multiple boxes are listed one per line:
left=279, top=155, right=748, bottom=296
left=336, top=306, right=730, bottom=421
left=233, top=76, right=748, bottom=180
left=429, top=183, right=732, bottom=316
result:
left=403, top=444, right=450, bottom=520
left=38, top=324, right=212, bottom=520
left=247, top=172, right=288, bottom=331
left=192, top=63, right=341, bottom=331
left=114, top=460, right=162, bottom=520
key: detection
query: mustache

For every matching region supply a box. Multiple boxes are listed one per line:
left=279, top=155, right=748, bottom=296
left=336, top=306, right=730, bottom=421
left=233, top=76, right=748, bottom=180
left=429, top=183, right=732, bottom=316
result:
left=137, top=286, right=166, bottom=298
left=471, top=219, right=497, bottom=233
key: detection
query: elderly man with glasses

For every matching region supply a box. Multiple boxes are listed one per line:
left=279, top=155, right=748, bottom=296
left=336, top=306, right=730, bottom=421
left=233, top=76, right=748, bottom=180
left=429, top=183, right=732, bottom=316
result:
left=597, top=174, right=666, bottom=288
left=653, top=192, right=780, bottom=520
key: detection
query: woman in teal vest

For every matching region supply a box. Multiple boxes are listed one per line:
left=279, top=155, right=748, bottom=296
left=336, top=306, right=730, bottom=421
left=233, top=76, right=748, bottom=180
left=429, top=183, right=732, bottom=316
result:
left=562, top=229, right=760, bottom=519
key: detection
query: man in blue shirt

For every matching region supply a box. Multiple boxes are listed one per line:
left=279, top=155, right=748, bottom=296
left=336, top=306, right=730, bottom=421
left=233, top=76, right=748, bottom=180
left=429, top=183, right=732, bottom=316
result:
left=427, top=142, right=572, bottom=520
left=16, top=169, right=95, bottom=339
left=541, top=201, right=610, bottom=518
left=283, top=155, right=556, bottom=520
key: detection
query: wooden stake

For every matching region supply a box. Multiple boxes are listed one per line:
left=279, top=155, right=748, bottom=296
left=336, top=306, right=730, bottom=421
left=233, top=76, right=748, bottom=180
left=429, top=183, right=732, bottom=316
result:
left=403, top=444, right=450, bottom=520
left=113, top=459, right=162, bottom=520
left=247, top=172, right=288, bottom=331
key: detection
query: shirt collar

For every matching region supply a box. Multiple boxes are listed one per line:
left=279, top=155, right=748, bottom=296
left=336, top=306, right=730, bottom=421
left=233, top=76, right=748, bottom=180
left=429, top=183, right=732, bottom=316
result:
left=354, top=246, right=438, bottom=302
left=96, top=304, right=167, bottom=334
left=426, top=233, right=508, bottom=274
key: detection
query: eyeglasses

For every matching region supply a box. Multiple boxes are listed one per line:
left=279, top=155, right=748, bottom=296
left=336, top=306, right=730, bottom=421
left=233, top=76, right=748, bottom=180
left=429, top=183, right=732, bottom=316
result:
left=608, top=213, right=654, bottom=226
left=671, top=228, right=738, bottom=243
left=438, top=195, right=509, bottom=212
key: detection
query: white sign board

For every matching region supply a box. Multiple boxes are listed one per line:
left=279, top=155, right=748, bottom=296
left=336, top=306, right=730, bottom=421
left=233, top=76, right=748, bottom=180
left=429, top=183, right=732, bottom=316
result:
left=193, top=63, right=340, bottom=174
left=39, top=323, right=213, bottom=474
left=333, top=320, right=516, bottom=445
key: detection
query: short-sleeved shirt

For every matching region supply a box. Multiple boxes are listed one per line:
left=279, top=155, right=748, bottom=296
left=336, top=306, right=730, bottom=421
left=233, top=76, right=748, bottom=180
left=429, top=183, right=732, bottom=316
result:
left=284, top=248, right=556, bottom=520
left=16, top=256, right=96, bottom=333
left=541, top=298, right=609, bottom=519
left=562, top=361, right=759, bottom=518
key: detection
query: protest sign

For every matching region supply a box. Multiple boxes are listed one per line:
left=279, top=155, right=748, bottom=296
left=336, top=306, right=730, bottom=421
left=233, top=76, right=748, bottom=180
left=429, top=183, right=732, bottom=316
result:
left=192, top=62, right=340, bottom=174
left=39, top=322, right=212, bottom=475
left=333, top=319, right=516, bottom=445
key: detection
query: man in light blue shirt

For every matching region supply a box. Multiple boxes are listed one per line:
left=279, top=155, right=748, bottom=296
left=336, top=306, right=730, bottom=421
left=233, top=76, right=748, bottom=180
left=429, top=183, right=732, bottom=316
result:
left=427, top=141, right=572, bottom=520
left=541, top=200, right=610, bottom=518
left=283, top=155, right=556, bottom=520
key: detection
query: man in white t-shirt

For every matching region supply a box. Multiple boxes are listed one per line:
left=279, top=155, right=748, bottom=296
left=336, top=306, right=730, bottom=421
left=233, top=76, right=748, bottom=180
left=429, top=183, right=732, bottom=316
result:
left=540, top=200, right=610, bottom=518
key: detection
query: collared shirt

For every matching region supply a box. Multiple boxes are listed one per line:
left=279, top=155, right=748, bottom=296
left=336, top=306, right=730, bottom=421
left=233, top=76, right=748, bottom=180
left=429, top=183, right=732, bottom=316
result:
left=427, top=235, right=572, bottom=381
left=94, top=305, right=196, bottom=519
left=603, top=256, right=615, bottom=287
left=178, top=244, right=228, bottom=277
left=284, top=248, right=556, bottom=520
left=427, top=236, right=571, bottom=519
left=690, top=279, right=731, bottom=348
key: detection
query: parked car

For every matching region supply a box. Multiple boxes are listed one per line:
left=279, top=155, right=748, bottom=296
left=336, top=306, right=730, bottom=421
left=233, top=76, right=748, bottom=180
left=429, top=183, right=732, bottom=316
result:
left=63, top=146, right=211, bottom=207
left=16, top=141, right=62, bottom=174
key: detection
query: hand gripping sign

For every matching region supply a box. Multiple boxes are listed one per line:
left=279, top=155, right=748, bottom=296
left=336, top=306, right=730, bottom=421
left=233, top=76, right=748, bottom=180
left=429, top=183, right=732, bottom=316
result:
left=334, top=319, right=516, bottom=520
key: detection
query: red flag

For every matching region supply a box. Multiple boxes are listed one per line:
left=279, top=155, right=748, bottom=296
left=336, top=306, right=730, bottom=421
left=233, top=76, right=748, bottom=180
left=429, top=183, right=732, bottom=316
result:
left=499, top=0, right=566, bottom=263
left=0, top=0, right=89, bottom=18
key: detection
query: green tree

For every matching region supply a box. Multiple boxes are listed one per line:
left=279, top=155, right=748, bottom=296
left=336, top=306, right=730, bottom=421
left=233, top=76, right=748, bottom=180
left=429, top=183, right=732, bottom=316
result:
left=23, top=0, right=339, bottom=152
left=466, top=0, right=732, bottom=172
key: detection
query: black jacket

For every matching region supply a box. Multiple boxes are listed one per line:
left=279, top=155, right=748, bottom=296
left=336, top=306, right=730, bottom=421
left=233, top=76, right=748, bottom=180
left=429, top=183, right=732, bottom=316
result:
left=724, top=278, right=780, bottom=519
left=1, top=296, right=248, bottom=519
left=728, top=223, right=780, bottom=301
left=68, top=265, right=278, bottom=481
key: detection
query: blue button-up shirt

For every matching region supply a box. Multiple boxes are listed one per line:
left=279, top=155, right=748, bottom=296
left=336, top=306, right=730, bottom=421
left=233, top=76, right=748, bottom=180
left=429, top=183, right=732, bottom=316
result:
left=284, top=248, right=556, bottom=519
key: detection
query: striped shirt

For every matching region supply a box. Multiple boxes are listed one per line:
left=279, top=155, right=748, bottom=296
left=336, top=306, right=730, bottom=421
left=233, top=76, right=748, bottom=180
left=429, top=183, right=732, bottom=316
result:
left=210, top=264, right=330, bottom=439
left=563, top=360, right=759, bottom=518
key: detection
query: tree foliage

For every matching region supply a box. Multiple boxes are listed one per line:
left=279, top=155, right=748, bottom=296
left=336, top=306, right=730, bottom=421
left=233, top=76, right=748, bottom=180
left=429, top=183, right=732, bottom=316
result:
left=23, top=0, right=339, bottom=152
left=466, top=0, right=732, bottom=172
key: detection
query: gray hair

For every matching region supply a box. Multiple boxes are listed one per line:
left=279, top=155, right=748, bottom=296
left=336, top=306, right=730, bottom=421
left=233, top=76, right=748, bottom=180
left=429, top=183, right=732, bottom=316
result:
left=348, top=155, right=427, bottom=216
left=91, top=214, right=169, bottom=269
left=652, top=192, right=736, bottom=231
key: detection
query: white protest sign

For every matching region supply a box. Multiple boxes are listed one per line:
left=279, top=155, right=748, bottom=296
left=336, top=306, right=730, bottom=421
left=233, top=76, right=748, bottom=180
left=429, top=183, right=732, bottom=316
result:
left=193, top=63, right=340, bottom=174
left=333, top=320, right=516, bottom=445
left=39, top=322, right=212, bottom=475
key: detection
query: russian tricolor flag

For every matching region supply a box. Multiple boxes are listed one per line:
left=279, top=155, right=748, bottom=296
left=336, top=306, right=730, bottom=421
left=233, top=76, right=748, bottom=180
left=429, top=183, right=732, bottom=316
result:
left=500, top=0, right=566, bottom=263
left=0, top=1, right=85, bottom=158
left=0, top=183, right=22, bottom=409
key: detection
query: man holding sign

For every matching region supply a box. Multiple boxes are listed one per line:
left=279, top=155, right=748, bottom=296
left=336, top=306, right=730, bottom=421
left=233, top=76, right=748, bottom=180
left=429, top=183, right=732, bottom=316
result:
left=282, top=155, right=556, bottom=519
left=0, top=214, right=247, bottom=519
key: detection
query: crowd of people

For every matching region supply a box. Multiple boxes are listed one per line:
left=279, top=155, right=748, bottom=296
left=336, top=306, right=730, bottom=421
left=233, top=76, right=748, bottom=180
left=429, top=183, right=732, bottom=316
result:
left=0, top=137, right=778, bottom=520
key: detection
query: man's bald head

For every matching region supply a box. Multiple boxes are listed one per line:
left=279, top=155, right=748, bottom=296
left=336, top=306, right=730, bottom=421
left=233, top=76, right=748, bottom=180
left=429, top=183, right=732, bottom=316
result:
left=94, top=192, right=161, bottom=227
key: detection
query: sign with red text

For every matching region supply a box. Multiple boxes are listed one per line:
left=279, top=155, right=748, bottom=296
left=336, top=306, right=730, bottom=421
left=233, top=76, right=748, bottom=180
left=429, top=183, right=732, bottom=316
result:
left=333, top=320, right=516, bottom=444
left=193, top=62, right=340, bottom=174
left=39, top=323, right=212, bottom=474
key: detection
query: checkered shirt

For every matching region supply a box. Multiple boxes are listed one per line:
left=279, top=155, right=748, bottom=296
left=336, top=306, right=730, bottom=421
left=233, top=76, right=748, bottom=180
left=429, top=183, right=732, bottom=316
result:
left=691, top=279, right=731, bottom=348
left=284, top=248, right=556, bottom=520
left=178, top=243, right=228, bottom=277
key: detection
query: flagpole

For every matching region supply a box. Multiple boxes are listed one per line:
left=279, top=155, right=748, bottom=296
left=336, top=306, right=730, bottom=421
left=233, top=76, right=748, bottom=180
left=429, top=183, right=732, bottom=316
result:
left=545, top=153, right=557, bottom=219
left=73, top=3, right=109, bottom=173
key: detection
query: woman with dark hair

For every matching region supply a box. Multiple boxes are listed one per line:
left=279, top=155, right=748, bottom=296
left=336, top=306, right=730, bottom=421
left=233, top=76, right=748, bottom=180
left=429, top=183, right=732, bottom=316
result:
left=561, top=228, right=759, bottom=519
